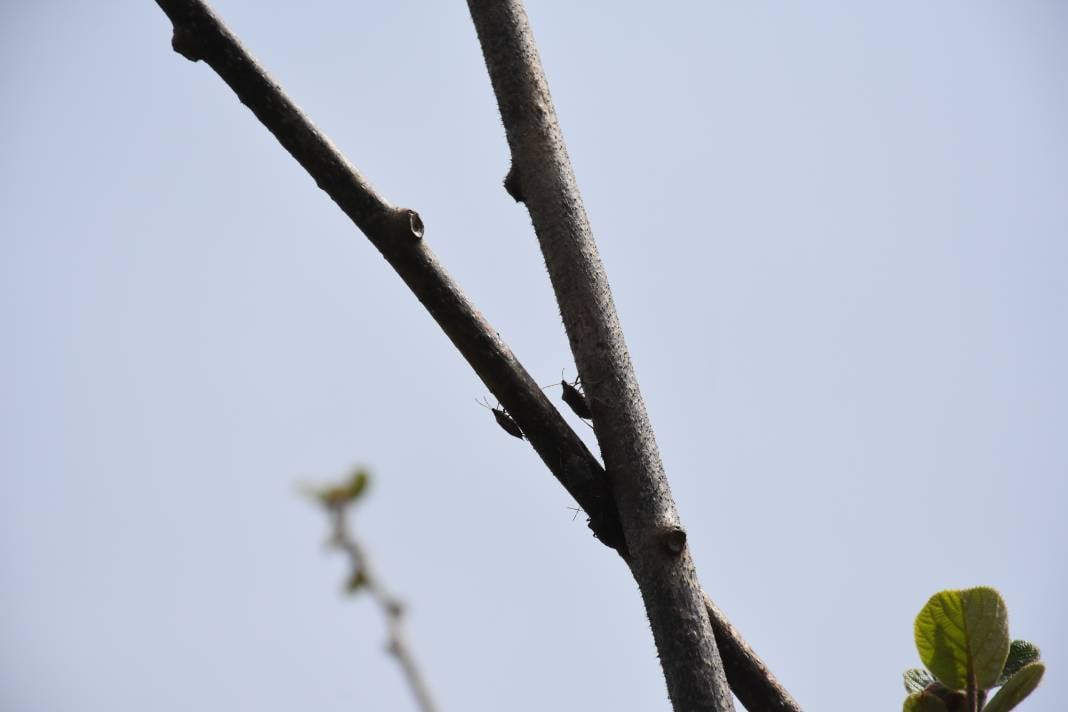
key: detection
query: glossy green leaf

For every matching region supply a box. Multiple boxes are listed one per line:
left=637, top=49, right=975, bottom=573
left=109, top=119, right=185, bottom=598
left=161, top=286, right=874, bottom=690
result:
left=985, top=662, right=1045, bottom=712
left=902, top=691, right=948, bottom=712
left=914, top=587, right=1009, bottom=690
left=904, top=668, right=935, bottom=694
left=997, top=640, right=1041, bottom=686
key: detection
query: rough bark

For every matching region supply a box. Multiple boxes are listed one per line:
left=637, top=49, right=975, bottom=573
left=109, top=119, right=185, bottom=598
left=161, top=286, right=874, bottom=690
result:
left=466, top=2, right=733, bottom=709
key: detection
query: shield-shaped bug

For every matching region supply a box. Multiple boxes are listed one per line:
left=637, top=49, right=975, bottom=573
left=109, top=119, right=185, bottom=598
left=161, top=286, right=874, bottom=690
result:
left=560, top=375, right=592, bottom=420
left=476, top=397, right=524, bottom=440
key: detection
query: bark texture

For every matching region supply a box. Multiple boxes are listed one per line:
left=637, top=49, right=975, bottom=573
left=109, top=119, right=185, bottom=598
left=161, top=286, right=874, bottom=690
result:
left=467, top=2, right=733, bottom=709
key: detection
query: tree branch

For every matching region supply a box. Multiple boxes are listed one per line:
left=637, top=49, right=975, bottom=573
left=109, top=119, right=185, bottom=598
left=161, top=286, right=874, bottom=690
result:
left=152, top=2, right=800, bottom=710
left=153, top=0, right=625, bottom=555
left=704, top=595, right=802, bottom=712
left=466, top=2, right=733, bottom=709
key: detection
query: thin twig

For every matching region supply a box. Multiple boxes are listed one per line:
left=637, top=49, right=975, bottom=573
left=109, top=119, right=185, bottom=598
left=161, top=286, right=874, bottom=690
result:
left=151, top=3, right=800, bottom=710
left=327, top=504, right=439, bottom=712
left=467, top=2, right=733, bottom=709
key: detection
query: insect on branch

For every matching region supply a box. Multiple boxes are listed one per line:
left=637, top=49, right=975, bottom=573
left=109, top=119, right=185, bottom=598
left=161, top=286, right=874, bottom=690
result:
left=477, top=396, right=524, bottom=439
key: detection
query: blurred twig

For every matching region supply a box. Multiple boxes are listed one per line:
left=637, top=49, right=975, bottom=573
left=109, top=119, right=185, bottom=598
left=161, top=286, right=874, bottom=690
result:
left=309, top=471, right=439, bottom=712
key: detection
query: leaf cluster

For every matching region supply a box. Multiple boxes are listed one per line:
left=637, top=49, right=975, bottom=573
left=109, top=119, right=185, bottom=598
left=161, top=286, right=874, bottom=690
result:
left=903, top=587, right=1044, bottom=712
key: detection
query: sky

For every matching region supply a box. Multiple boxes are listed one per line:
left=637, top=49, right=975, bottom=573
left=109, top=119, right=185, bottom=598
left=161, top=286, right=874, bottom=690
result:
left=1, top=1, right=1065, bottom=710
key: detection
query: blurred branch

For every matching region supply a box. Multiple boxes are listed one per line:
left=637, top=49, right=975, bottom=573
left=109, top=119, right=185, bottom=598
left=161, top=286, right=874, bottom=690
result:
left=312, top=470, right=439, bottom=712
left=152, top=2, right=799, bottom=710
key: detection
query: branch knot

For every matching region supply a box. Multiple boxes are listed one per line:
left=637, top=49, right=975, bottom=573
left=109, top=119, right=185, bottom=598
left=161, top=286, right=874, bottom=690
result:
left=656, top=526, right=687, bottom=556
left=503, top=163, right=525, bottom=203
left=387, top=207, right=424, bottom=242
left=171, top=25, right=206, bottom=62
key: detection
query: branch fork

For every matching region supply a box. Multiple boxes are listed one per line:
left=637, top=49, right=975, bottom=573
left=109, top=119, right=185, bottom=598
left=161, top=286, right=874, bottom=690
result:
left=153, top=2, right=801, bottom=709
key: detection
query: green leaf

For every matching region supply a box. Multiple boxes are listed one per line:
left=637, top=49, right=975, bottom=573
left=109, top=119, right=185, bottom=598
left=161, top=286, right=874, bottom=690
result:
left=985, top=662, right=1045, bottom=712
left=904, top=668, right=935, bottom=694
left=343, top=469, right=370, bottom=501
left=903, top=691, right=948, bottom=712
left=997, top=640, right=1041, bottom=686
left=914, top=587, right=1010, bottom=690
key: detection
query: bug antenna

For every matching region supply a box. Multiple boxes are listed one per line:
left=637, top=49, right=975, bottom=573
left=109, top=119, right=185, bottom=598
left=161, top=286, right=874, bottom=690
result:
left=563, top=368, right=583, bottom=389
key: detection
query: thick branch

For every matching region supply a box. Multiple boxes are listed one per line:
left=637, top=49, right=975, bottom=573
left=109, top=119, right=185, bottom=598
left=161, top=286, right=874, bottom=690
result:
left=154, top=0, right=625, bottom=554
left=152, top=3, right=799, bottom=710
left=467, top=2, right=734, bottom=710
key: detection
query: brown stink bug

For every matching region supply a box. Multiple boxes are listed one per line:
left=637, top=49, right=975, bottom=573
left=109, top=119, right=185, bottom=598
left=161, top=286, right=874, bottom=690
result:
left=476, top=397, right=524, bottom=440
left=560, top=373, right=592, bottom=420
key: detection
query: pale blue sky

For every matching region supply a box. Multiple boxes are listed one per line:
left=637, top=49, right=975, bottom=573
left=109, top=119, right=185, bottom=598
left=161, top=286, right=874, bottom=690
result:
left=2, top=2, right=1065, bottom=710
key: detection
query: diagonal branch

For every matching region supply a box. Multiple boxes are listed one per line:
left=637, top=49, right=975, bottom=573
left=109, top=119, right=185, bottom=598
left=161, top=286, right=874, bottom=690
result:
left=151, top=2, right=800, bottom=710
left=704, top=595, right=802, bottom=712
left=153, top=0, right=625, bottom=556
left=467, top=2, right=733, bottom=709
